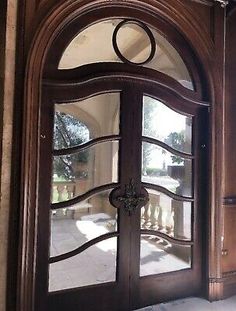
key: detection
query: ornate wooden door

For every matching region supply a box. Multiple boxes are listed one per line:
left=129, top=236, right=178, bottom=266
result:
left=35, top=11, right=209, bottom=311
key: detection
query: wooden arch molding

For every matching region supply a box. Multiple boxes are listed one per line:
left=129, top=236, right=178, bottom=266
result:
left=18, top=1, right=224, bottom=310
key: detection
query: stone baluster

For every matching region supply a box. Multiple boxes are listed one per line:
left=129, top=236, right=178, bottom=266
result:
left=149, top=194, right=160, bottom=229
left=142, top=203, right=150, bottom=228
left=172, top=200, right=184, bottom=238
left=157, top=201, right=163, bottom=231
left=160, top=197, right=173, bottom=235
left=165, top=203, right=174, bottom=235
left=67, top=184, right=75, bottom=200
left=57, top=184, right=65, bottom=202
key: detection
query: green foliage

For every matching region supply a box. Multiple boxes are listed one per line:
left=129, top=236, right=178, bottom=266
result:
left=53, top=112, right=89, bottom=180
left=142, top=98, right=158, bottom=174
left=165, top=131, right=185, bottom=164
left=146, top=167, right=166, bottom=177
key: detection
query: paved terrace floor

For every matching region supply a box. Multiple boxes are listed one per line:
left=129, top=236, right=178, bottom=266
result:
left=136, top=296, right=236, bottom=311
left=50, top=215, right=236, bottom=311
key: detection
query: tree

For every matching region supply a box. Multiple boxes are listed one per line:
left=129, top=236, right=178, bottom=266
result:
left=53, top=111, right=89, bottom=180
left=165, top=131, right=185, bottom=164
left=142, top=98, right=158, bottom=174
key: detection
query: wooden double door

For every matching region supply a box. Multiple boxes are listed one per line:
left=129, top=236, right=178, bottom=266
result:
left=37, top=75, right=207, bottom=311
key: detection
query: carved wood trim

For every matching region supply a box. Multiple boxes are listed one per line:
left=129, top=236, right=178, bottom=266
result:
left=209, top=271, right=236, bottom=300
left=222, top=271, right=236, bottom=298
left=223, top=270, right=236, bottom=278
left=192, top=0, right=230, bottom=8
left=189, top=0, right=214, bottom=6
left=208, top=279, right=224, bottom=300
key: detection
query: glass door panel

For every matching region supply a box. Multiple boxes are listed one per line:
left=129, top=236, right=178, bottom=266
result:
left=58, top=20, right=194, bottom=90
left=51, top=190, right=117, bottom=257
left=52, top=140, right=119, bottom=200
left=140, top=94, right=194, bottom=279
left=54, top=93, right=120, bottom=148
left=142, top=96, right=193, bottom=154
left=140, top=236, right=191, bottom=277
left=141, top=190, right=192, bottom=240
left=142, top=142, right=193, bottom=197
left=49, top=92, right=121, bottom=293
left=49, top=237, right=117, bottom=291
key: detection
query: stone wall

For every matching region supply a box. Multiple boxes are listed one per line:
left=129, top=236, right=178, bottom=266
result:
left=0, top=1, right=17, bottom=311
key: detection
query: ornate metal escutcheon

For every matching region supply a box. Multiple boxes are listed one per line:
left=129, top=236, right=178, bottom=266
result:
left=110, top=179, right=149, bottom=215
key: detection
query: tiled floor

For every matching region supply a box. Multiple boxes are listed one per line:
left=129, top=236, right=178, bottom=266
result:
left=136, top=296, right=236, bottom=311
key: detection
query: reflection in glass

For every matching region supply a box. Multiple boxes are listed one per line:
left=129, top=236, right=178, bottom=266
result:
left=146, top=31, right=193, bottom=89
left=52, top=141, right=119, bottom=201
left=50, top=190, right=117, bottom=256
left=142, top=143, right=192, bottom=197
left=143, top=96, right=192, bottom=154
left=58, top=20, right=193, bottom=89
left=140, top=235, right=191, bottom=277
left=53, top=93, right=120, bottom=149
left=59, top=19, right=122, bottom=69
left=141, top=190, right=192, bottom=240
left=49, top=237, right=117, bottom=291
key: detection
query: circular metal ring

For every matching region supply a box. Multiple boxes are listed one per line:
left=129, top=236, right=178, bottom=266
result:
left=112, top=19, right=156, bottom=66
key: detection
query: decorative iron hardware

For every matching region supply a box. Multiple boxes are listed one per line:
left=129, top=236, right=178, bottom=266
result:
left=112, top=20, right=156, bottom=66
left=222, top=249, right=229, bottom=256
left=116, top=179, right=147, bottom=215
left=214, top=0, right=229, bottom=7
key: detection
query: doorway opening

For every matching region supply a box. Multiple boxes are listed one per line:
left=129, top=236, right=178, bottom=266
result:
left=25, top=6, right=210, bottom=311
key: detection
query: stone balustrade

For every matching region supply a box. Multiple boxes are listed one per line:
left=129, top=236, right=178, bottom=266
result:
left=141, top=193, right=175, bottom=237
left=52, top=181, right=76, bottom=202
left=52, top=183, right=186, bottom=239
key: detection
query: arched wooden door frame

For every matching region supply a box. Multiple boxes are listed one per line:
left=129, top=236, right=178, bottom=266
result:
left=17, top=1, right=224, bottom=311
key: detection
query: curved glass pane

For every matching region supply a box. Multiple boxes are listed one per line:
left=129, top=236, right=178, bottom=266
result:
left=50, top=190, right=117, bottom=257
left=49, top=237, right=117, bottom=291
left=59, top=19, right=122, bottom=69
left=143, top=96, right=192, bottom=154
left=140, top=235, right=191, bottom=277
left=59, top=20, right=193, bottom=89
left=52, top=141, right=119, bottom=200
left=54, top=93, right=120, bottom=149
left=142, top=143, right=192, bottom=197
left=141, top=190, right=192, bottom=240
left=145, top=31, right=193, bottom=89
